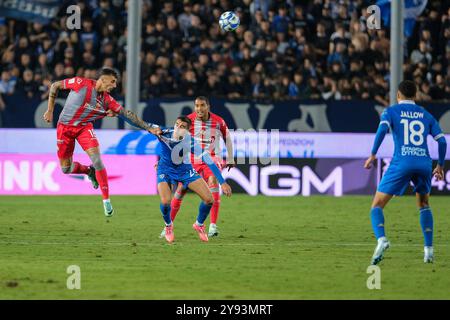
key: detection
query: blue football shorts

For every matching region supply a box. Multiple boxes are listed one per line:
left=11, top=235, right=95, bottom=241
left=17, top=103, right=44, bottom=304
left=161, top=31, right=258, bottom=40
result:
left=378, top=164, right=432, bottom=196
left=157, top=166, right=201, bottom=190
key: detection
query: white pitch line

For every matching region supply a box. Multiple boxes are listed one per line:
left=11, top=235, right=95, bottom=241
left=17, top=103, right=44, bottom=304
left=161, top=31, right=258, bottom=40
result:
left=0, top=240, right=449, bottom=248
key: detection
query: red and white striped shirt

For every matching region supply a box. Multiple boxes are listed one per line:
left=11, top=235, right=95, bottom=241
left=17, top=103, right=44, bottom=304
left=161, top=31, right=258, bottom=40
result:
left=187, top=111, right=229, bottom=162
left=58, top=77, right=123, bottom=126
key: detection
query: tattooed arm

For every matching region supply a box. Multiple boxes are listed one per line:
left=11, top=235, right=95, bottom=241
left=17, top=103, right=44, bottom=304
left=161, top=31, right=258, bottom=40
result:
left=118, top=108, right=162, bottom=136
left=43, top=81, right=63, bottom=123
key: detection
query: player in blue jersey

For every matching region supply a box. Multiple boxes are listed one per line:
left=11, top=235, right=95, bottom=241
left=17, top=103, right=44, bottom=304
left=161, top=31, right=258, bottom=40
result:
left=364, top=80, right=447, bottom=265
left=155, top=116, right=232, bottom=243
left=120, top=114, right=232, bottom=243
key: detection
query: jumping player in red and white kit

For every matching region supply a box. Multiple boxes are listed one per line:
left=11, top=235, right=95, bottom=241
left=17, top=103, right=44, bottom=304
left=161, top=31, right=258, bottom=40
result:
left=161, top=96, right=235, bottom=237
left=43, top=67, right=160, bottom=216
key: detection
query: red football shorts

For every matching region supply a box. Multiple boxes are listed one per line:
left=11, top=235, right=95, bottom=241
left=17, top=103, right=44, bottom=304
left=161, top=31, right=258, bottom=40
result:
left=193, top=156, right=224, bottom=181
left=56, top=122, right=99, bottom=159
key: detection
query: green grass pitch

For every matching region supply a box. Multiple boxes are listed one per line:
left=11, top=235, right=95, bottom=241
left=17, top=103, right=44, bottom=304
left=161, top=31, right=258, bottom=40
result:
left=0, top=195, right=449, bottom=300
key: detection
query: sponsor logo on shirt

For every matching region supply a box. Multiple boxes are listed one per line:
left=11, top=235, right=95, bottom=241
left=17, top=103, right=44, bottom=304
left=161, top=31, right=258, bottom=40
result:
left=401, top=146, right=427, bottom=157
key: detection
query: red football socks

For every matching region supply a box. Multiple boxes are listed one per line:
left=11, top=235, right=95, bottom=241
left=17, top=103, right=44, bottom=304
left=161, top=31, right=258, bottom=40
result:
left=210, top=187, right=221, bottom=224
left=71, top=162, right=90, bottom=174
left=170, top=197, right=183, bottom=221
left=95, top=168, right=109, bottom=200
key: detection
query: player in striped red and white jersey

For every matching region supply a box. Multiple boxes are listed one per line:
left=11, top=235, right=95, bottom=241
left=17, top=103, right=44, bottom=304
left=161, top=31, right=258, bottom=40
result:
left=166, top=96, right=235, bottom=237
left=43, top=67, right=160, bottom=216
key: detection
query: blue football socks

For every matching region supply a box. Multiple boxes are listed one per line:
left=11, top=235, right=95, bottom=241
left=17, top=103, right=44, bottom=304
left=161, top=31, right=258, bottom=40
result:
left=371, top=207, right=386, bottom=239
left=196, top=202, right=213, bottom=225
left=160, top=203, right=172, bottom=226
left=420, top=207, right=433, bottom=247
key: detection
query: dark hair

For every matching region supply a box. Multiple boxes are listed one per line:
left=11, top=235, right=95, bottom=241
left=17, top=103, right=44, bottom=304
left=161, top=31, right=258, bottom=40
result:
left=398, top=80, right=417, bottom=99
left=195, top=96, right=210, bottom=106
left=177, top=116, right=192, bottom=129
left=99, top=67, right=119, bottom=79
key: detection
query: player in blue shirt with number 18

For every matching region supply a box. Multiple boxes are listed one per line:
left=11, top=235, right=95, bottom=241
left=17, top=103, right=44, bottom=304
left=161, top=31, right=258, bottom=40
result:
left=364, top=80, right=447, bottom=265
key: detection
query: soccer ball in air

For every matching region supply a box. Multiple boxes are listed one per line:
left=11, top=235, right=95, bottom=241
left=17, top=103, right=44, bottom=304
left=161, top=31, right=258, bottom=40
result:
left=219, top=11, right=240, bottom=32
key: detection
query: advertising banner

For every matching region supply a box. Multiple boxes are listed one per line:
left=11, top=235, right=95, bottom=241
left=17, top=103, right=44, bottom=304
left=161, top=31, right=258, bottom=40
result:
left=2, top=129, right=449, bottom=161
left=222, top=158, right=450, bottom=196
left=0, top=154, right=158, bottom=195
left=1, top=154, right=448, bottom=196
left=222, top=158, right=378, bottom=196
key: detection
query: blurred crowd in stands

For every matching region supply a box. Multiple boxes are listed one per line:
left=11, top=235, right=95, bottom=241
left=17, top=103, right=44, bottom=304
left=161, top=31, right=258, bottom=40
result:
left=1, top=0, right=450, bottom=113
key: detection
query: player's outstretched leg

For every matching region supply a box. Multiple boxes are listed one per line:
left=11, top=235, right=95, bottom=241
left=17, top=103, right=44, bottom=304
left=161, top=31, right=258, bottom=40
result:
left=417, top=193, right=434, bottom=263
left=60, top=160, right=91, bottom=175
left=87, top=148, right=113, bottom=217
left=370, top=192, right=392, bottom=265
left=188, top=179, right=214, bottom=242
left=208, top=182, right=220, bottom=237
left=60, top=158, right=98, bottom=188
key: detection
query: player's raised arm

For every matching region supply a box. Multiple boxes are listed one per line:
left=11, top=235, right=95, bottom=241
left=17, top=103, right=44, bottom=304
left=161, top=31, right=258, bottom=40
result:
left=117, top=109, right=162, bottom=136
left=193, top=139, right=232, bottom=197
left=43, top=80, right=63, bottom=123
left=365, top=109, right=392, bottom=169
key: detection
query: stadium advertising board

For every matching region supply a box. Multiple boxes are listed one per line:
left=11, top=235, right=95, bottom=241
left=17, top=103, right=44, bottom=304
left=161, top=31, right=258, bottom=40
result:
left=2, top=95, right=450, bottom=133
left=2, top=155, right=447, bottom=196
left=1, top=130, right=448, bottom=196
left=222, top=158, right=378, bottom=196
left=223, top=158, right=450, bottom=196
left=0, top=154, right=158, bottom=195
left=1, top=129, right=449, bottom=160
